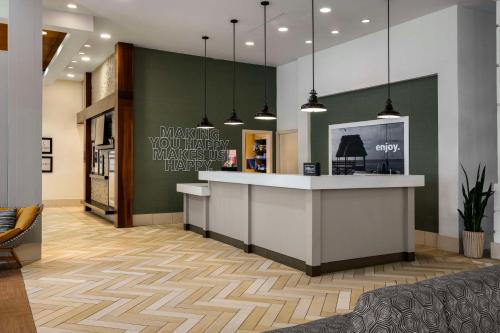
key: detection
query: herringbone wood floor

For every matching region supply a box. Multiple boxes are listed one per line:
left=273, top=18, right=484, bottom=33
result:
left=22, top=207, right=499, bottom=333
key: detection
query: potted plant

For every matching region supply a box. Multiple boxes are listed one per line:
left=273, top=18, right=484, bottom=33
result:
left=458, top=164, right=494, bottom=258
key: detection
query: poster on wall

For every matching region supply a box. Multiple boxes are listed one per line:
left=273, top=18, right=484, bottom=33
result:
left=328, top=117, right=409, bottom=175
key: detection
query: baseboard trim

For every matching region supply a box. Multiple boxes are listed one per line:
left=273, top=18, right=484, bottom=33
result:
left=133, top=212, right=183, bottom=226
left=185, top=224, right=415, bottom=277
left=491, top=242, right=500, bottom=259
left=415, top=229, right=459, bottom=253
left=43, top=199, right=81, bottom=207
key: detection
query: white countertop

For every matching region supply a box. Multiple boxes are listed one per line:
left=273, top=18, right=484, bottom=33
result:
left=199, top=171, right=425, bottom=190
left=177, top=183, right=211, bottom=196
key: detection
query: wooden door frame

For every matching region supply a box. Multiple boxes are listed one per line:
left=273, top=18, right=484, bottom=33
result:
left=276, top=129, right=298, bottom=174
left=241, top=129, right=274, bottom=174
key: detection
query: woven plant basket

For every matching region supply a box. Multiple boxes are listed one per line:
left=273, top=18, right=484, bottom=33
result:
left=463, top=231, right=484, bottom=259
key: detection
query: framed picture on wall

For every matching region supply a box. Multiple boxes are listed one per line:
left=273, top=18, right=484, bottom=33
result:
left=42, top=137, right=52, bottom=154
left=42, top=156, right=53, bottom=173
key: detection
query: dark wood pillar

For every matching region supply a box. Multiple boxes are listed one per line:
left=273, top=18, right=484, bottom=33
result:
left=83, top=72, right=92, bottom=211
left=114, top=42, right=134, bottom=228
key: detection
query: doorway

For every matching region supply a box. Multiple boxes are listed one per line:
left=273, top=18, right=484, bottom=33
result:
left=277, top=130, right=298, bottom=174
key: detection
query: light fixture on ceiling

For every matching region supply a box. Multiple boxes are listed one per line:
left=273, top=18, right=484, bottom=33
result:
left=331, top=30, right=340, bottom=34
left=254, top=1, right=277, bottom=121
left=305, top=40, right=312, bottom=44
left=225, top=20, right=244, bottom=126
left=378, top=0, right=400, bottom=119
left=320, top=7, right=331, bottom=13
left=68, top=66, right=74, bottom=69
left=67, top=3, right=77, bottom=9
left=278, top=27, right=288, bottom=32
left=67, top=73, right=75, bottom=78
left=361, top=19, right=371, bottom=24
left=100, top=33, right=111, bottom=39
left=71, top=60, right=77, bottom=63
left=84, top=44, right=91, bottom=48
left=42, top=31, right=47, bottom=36
left=197, top=36, right=215, bottom=130
left=79, top=51, right=85, bottom=55
left=245, top=41, right=255, bottom=46
left=301, top=0, right=327, bottom=113
left=81, top=56, right=90, bottom=62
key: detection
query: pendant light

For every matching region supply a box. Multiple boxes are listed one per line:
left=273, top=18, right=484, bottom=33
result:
left=254, top=1, right=277, bottom=120
left=377, top=0, right=400, bottom=119
left=301, top=0, right=327, bottom=113
left=197, top=36, right=215, bottom=129
left=224, top=19, right=245, bottom=126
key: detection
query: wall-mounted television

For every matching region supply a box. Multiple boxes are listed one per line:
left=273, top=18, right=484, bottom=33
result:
left=328, top=117, right=409, bottom=175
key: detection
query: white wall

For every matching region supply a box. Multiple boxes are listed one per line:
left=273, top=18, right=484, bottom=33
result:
left=277, top=5, right=497, bottom=248
left=42, top=80, right=84, bottom=202
left=457, top=6, right=497, bottom=248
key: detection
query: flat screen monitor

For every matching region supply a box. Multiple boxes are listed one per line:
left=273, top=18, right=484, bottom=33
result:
left=328, top=117, right=409, bottom=175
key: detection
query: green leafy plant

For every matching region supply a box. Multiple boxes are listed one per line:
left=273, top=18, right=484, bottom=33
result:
left=458, top=164, right=494, bottom=232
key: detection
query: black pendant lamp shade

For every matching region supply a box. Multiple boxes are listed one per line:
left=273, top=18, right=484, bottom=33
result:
left=225, top=19, right=244, bottom=126
left=254, top=1, right=277, bottom=121
left=377, top=0, right=401, bottom=119
left=301, top=0, right=327, bottom=113
left=197, top=36, right=215, bottom=129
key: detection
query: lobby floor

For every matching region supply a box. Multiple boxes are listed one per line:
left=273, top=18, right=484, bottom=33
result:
left=22, top=207, right=499, bottom=333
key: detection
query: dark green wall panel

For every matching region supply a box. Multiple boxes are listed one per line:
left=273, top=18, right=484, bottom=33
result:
left=133, top=47, right=276, bottom=214
left=311, top=76, right=438, bottom=232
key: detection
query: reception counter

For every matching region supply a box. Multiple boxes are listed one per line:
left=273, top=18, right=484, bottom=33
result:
left=177, top=171, right=425, bottom=276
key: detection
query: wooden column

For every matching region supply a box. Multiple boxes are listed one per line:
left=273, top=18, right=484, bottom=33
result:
left=83, top=72, right=92, bottom=211
left=114, top=42, right=134, bottom=228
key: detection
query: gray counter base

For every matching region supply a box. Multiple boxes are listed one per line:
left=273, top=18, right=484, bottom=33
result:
left=181, top=180, right=418, bottom=277
left=184, top=223, right=414, bottom=277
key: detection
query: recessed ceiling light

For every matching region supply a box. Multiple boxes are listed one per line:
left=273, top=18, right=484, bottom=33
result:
left=84, top=44, right=91, bottom=48
left=278, top=27, right=288, bottom=32
left=331, top=30, right=340, bottom=34
left=81, top=56, right=90, bottom=62
left=71, top=60, right=77, bottom=63
left=79, top=51, right=85, bottom=55
left=67, top=3, right=77, bottom=9
left=100, top=33, right=111, bottom=39
left=320, top=7, right=331, bottom=13
left=67, top=73, right=75, bottom=78
left=68, top=66, right=74, bottom=69
left=361, top=19, right=371, bottom=24
left=305, top=40, right=312, bottom=44
left=42, top=31, right=47, bottom=35
left=245, top=41, right=255, bottom=46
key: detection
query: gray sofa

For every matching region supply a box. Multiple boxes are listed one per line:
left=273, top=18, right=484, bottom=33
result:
left=269, top=264, right=500, bottom=332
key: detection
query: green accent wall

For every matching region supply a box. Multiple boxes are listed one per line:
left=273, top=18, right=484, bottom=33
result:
left=312, top=76, right=438, bottom=233
left=133, top=47, right=276, bottom=215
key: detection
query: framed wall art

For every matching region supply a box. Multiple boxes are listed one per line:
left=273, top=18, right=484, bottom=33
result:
left=42, top=137, right=52, bottom=154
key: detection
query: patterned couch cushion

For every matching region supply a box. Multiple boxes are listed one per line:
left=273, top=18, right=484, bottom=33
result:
left=417, top=265, right=500, bottom=332
left=267, top=265, right=500, bottom=333
left=0, top=209, right=17, bottom=232
left=350, top=284, right=449, bottom=332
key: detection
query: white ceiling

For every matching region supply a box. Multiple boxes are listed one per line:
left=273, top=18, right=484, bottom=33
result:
left=43, top=0, right=494, bottom=80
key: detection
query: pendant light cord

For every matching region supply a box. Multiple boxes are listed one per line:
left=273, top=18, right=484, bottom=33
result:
left=204, top=37, right=208, bottom=118
left=233, top=21, right=236, bottom=112
left=311, top=0, right=315, bottom=93
left=264, top=3, right=268, bottom=105
left=387, top=0, right=391, bottom=100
